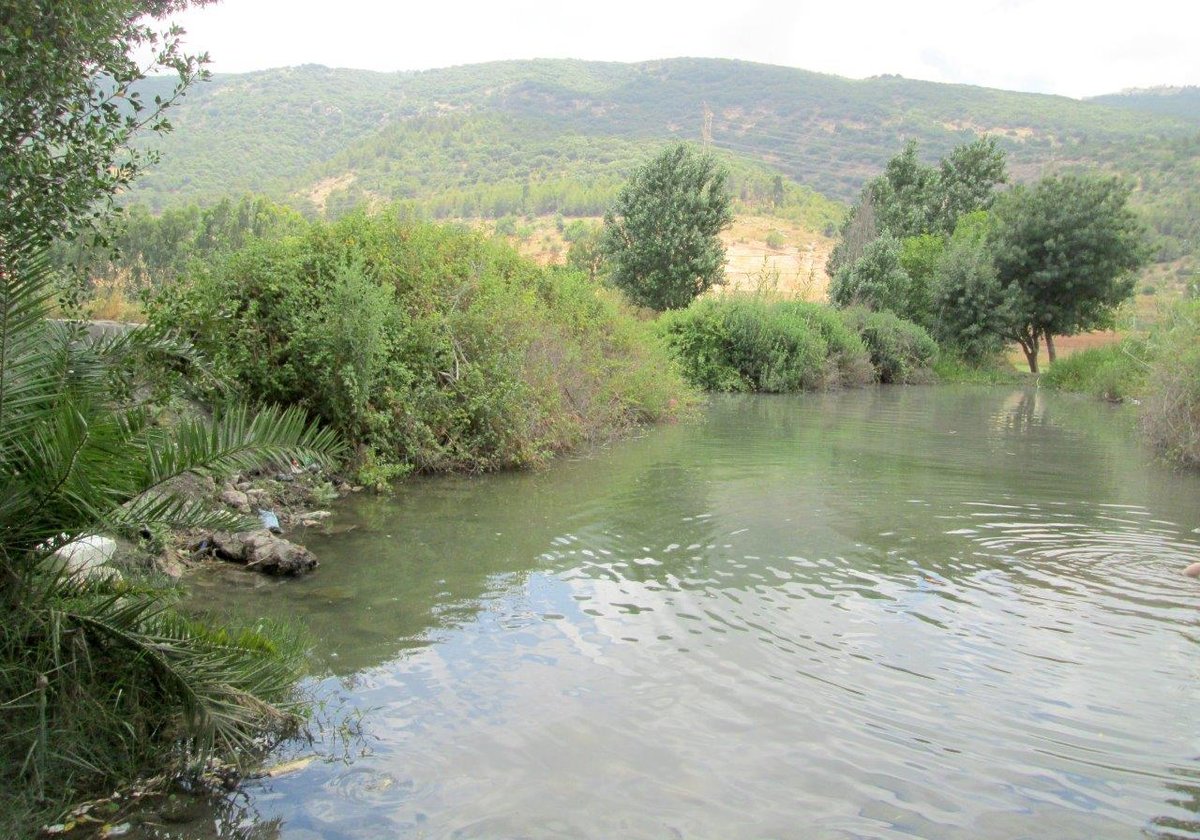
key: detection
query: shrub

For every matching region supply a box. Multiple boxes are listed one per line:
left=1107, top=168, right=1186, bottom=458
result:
left=148, top=212, right=691, bottom=478
left=658, top=296, right=872, bottom=392
left=0, top=244, right=341, bottom=833
left=840, top=306, right=938, bottom=384
left=829, top=233, right=919, bottom=321
left=1040, top=340, right=1149, bottom=402
left=932, top=352, right=1021, bottom=385
left=1142, top=302, right=1200, bottom=466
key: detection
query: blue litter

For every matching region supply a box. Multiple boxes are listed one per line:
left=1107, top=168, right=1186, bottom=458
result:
left=257, top=509, right=282, bottom=534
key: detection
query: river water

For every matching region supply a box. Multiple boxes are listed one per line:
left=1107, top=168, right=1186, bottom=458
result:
left=172, top=386, right=1199, bottom=839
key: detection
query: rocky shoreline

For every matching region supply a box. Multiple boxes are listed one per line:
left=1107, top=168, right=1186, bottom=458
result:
left=147, top=461, right=359, bottom=582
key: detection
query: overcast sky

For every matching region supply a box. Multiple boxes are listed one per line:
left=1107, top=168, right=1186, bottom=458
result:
left=165, top=0, right=1199, bottom=99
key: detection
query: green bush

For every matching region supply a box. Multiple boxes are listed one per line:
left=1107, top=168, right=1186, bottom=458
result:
left=840, top=306, right=938, bottom=384
left=149, top=211, right=691, bottom=477
left=0, top=244, right=342, bottom=834
left=657, top=296, right=873, bottom=392
left=1142, top=302, right=1200, bottom=466
left=1040, top=340, right=1149, bottom=401
left=932, top=352, right=1021, bottom=385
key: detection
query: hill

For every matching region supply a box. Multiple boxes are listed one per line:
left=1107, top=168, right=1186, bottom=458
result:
left=1088, top=86, right=1200, bottom=123
left=127, top=58, right=1200, bottom=265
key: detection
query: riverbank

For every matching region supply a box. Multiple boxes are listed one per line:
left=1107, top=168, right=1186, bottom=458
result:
left=139, top=388, right=1200, bottom=839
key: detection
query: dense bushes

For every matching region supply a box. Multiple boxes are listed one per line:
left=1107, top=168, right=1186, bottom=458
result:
left=149, top=212, right=691, bottom=478
left=1142, top=303, right=1200, bottom=467
left=656, top=296, right=919, bottom=392
left=1039, top=340, right=1149, bottom=402
left=0, top=243, right=344, bottom=834
left=839, top=307, right=939, bottom=384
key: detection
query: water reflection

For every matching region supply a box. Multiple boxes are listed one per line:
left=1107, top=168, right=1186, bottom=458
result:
left=168, top=386, right=1200, bottom=840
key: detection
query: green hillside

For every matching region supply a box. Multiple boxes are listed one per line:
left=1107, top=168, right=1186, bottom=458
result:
left=1088, top=87, right=1200, bottom=123
left=128, top=58, right=1200, bottom=262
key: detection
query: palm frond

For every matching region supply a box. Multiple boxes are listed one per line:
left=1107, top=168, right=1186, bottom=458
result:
left=0, top=243, right=59, bottom=437
left=138, top=403, right=345, bottom=495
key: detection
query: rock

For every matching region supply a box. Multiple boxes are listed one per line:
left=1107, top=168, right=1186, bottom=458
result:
left=243, top=532, right=318, bottom=576
left=264, top=755, right=315, bottom=777
left=160, top=472, right=217, bottom=501
left=52, top=534, right=120, bottom=582
left=201, top=530, right=318, bottom=576
left=1184, top=562, right=1200, bottom=578
left=274, top=472, right=295, bottom=483
left=246, top=488, right=271, bottom=506
left=206, top=531, right=249, bottom=562
left=219, top=489, right=251, bottom=513
left=158, top=793, right=204, bottom=824
left=235, top=481, right=252, bottom=492
left=298, top=510, right=332, bottom=523
left=156, top=549, right=187, bottom=581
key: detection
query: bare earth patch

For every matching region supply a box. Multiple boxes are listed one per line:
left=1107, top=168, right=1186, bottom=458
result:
left=719, top=216, right=833, bottom=300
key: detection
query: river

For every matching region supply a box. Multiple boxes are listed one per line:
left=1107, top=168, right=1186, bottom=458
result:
left=165, top=386, right=1200, bottom=839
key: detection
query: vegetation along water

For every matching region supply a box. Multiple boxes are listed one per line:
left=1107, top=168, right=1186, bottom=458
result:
left=4, top=1, right=1200, bottom=837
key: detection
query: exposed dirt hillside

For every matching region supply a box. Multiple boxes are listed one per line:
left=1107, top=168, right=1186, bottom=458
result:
left=484, top=215, right=833, bottom=300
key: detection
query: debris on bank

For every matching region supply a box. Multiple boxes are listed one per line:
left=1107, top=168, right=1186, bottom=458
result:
left=149, top=460, right=354, bottom=580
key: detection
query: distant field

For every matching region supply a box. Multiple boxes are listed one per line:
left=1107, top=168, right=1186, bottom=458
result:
left=718, top=216, right=833, bottom=300
left=482, top=214, right=833, bottom=299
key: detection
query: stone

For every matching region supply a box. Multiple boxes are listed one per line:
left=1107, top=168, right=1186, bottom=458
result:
left=243, top=532, right=319, bottom=576
left=199, top=529, right=318, bottom=576
left=52, top=534, right=119, bottom=582
left=206, top=531, right=249, bottom=562
left=219, top=489, right=251, bottom=513
left=154, top=548, right=188, bottom=580
left=246, top=488, right=271, bottom=506
left=1183, top=562, right=1200, bottom=578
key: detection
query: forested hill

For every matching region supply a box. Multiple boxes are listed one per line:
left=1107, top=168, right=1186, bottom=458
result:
left=129, top=58, right=1200, bottom=261
left=1088, top=86, right=1200, bottom=123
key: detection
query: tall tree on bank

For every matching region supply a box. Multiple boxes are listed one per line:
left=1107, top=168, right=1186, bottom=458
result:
left=988, top=174, right=1148, bottom=372
left=828, top=137, right=1008, bottom=278
left=826, top=139, right=1008, bottom=332
left=602, top=143, right=733, bottom=311
left=1, top=0, right=215, bottom=253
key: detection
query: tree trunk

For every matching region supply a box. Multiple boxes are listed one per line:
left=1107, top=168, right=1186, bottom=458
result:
left=1044, top=331, right=1057, bottom=364
left=1018, top=334, right=1040, bottom=373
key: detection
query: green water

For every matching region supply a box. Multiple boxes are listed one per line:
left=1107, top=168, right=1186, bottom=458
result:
left=174, top=387, right=1199, bottom=839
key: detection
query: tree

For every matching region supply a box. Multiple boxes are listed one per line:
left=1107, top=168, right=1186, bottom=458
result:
left=1, top=0, right=214, bottom=252
left=566, top=223, right=607, bottom=283
left=988, top=174, right=1148, bottom=371
left=869, top=140, right=939, bottom=238
left=932, top=212, right=1015, bottom=359
left=828, top=138, right=1007, bottom=278
left=829, top=233, right=919, bottom=320
left=929, top=137, right=1008, bottom=235
left=602, top=143, right=732, bottom=310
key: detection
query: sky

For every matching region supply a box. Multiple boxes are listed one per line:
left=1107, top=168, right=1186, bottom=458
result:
left=164, top=0, right=1200, bottom=99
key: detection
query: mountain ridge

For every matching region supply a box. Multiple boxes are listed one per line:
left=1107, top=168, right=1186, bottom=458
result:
left=128, top=58, right=1200, bottom=263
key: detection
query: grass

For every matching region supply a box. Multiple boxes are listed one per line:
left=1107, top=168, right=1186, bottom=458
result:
left=1039, top=339, right=1151, bottom=402
left=933, top=353, right=1024, bottom=385
left=1141, top=301, right=1200, bottom=466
